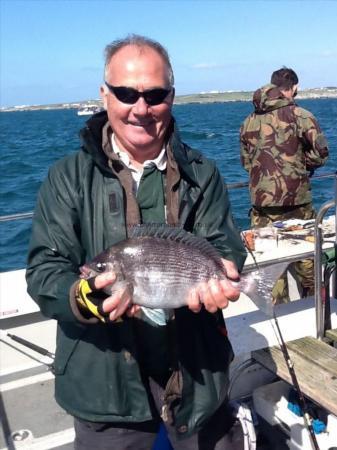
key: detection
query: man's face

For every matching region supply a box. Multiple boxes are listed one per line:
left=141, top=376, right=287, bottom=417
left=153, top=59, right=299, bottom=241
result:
left=101, top=45, right=174, bottom=161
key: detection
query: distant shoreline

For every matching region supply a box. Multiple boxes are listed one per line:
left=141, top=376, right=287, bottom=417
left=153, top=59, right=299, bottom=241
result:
left=1, top=87, right=337, bottom=112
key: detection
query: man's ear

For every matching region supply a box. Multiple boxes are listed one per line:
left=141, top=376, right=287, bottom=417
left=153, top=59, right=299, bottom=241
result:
left=280, top=87, right=292, bottom=99
left=100, top=85, right=108, bottom=110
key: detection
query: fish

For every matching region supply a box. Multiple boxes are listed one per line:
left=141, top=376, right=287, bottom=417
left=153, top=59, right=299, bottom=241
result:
left=80, top=225, right=233, bottom=308
left=80, top=225, right=288, bottom=312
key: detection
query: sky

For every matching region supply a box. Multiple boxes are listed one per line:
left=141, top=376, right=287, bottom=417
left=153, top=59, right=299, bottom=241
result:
left=1, top=0, right=337, bottom=107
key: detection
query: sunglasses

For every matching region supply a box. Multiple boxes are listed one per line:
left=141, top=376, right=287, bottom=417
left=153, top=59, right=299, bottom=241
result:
left=105, top=82, right=171, bottom=106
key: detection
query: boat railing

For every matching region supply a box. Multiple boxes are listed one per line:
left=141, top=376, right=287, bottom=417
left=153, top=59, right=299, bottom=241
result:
left=315, top=172, right=337, bottom=340
left=0, top=211, right=34, bottom=222
left=0, top=172, right=336, bottom=223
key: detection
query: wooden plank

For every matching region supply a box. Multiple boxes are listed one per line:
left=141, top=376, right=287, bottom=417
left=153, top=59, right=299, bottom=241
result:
left=252, top=336, right=337, bottom=416
left=326, top=328, right=337, bottom=342
left=287, top=337, right=337, bottom=373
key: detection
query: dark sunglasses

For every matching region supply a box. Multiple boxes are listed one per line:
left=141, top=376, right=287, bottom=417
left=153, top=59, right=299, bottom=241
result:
left=105, top=82, right=171, bottom=106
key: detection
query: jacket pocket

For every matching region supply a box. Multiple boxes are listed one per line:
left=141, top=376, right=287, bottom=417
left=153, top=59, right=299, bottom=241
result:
left=53, top=322, right=152, bottom=420
left=53, top=322, right=85, bottom=375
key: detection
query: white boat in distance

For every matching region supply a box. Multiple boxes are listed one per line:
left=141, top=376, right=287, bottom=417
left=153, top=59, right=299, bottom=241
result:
left=77, top=105, right=103, bottom=116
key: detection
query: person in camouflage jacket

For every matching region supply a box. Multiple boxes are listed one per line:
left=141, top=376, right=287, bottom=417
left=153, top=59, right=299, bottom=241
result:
left=240, top=68, right=329, bottom=303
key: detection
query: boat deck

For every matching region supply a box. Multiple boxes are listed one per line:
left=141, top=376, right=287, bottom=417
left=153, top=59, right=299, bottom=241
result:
left=1, top=368, right=74, bottom=449
left=252, top=335, right=337, bottom=417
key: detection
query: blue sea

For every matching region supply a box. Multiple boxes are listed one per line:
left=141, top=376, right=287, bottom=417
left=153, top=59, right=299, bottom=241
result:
left=1, top=99, right=336, bottom=272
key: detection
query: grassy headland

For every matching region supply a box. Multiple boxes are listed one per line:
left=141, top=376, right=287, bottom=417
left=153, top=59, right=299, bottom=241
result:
left=1, top=87, right=337, bottom=112
left=174, top=87, right=337, bottom=104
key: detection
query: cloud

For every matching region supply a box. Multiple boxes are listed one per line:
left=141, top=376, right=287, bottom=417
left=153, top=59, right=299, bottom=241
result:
left=191, top=62, right=225, bottom=70
left=320, top=49, right=337, bottom=58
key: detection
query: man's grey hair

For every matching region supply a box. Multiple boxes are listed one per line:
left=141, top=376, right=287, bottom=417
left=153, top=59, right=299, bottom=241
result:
left=104, top=34, right=174, bottom=86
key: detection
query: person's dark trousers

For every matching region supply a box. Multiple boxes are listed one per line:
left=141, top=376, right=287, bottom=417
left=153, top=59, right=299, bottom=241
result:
left=73, top=377, right=244, bottom=450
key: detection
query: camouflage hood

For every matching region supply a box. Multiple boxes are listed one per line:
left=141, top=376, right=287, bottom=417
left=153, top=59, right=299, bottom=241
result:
left=253, top=83, right=295, bottom=113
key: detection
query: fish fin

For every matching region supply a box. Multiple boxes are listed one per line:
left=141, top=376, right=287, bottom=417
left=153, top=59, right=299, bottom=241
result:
left=240, top=261, right=289, bottom=316
left=128, top=224, right=224, bottom=272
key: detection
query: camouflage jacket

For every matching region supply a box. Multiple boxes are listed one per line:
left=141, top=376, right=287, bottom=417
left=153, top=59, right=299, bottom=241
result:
left=240, top=84, right=329, bottom=207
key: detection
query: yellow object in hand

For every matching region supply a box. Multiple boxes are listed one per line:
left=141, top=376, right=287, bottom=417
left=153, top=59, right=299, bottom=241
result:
left=76, top=278, right=108, bottom=322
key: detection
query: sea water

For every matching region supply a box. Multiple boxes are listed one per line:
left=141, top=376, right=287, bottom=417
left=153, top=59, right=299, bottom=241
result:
left=0, top=99, right=336, bottom=271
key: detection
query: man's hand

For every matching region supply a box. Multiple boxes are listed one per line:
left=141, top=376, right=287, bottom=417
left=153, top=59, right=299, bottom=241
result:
left=187, top=259, right=240, bottom=313
left=76, top=272, right=139, bottom=322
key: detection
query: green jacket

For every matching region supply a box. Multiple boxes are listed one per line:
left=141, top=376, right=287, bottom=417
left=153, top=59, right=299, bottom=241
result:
left=240, top=84, right=329, bottom=208
left=26, top=112, right=246, bottom=438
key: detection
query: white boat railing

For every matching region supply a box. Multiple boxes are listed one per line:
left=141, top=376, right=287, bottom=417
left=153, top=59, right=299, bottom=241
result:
left=0, top=172, right=336, bottom=223
left=0, top=211, right=34, bottom=222
left=315, top=195, right=337, bottom=340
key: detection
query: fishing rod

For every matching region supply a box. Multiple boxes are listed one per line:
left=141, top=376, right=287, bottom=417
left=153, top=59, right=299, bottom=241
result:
left=0, top=331, right=55, bottom=371
left=238, top=216, right=323, bottom=449
left=240, top=244, right=321, bottom=449
left=6, top=332, right=55, bottom=358
left=272, top=312, right=320, bottom=450
left=239, top=257, right=321, bottom=449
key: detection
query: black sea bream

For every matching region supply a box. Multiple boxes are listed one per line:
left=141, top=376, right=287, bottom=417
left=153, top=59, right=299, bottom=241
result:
left=80, top=226, right=288, bottom=312
left=80, top=226, right=227, bottom=309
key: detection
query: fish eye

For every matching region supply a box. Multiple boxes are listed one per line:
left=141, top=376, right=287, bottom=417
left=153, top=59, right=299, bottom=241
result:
left=95, top=262, right=106, bottom=273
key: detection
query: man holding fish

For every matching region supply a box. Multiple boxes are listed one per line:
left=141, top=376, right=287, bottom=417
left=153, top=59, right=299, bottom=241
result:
left=26, top=35, right=246, bottom=449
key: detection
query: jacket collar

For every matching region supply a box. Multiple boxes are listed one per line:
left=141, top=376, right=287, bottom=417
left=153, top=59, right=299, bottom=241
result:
left=80, top=111, right=203, bottom=186
left=79, top=111, right=111, bottom=174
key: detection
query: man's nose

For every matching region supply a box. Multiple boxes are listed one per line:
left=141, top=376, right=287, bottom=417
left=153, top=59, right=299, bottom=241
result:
left=133, top=96, right=149, bottom=115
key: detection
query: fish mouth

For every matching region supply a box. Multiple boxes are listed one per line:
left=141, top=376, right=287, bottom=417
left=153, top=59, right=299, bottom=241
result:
left=79, top=264, right=94, bottom=279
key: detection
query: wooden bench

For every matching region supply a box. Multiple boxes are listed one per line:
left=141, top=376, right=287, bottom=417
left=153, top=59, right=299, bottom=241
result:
left=252, top=336, right=337, bottom=416
left=325, top=328, right=337, bottom=343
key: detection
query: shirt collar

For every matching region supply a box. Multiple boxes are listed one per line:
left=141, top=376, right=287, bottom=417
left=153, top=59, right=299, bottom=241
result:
left=111, top=134, right=167, bottom=172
